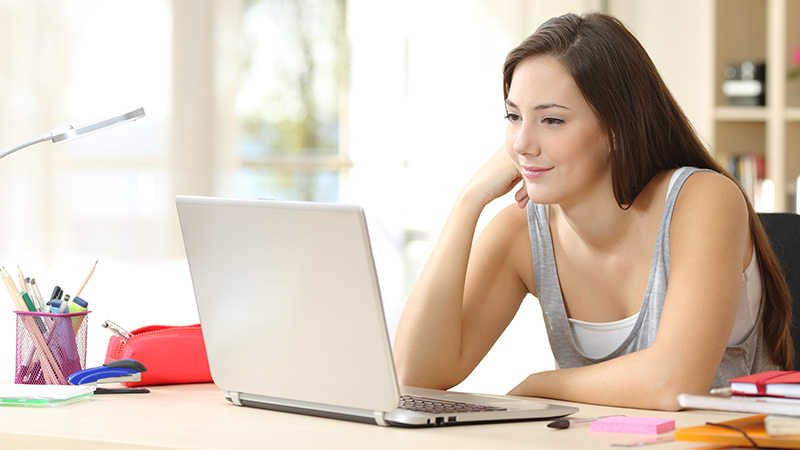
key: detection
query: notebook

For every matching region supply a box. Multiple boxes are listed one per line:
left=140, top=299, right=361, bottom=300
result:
left=175, top=195, right=577, bottom=427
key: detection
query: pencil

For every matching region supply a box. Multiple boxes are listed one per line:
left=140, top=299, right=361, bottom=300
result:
left=2, top=266, right=27, bottom=311
left=17, top=266, right=26, bottom=294
left=74, top=259, right=98, bottom=297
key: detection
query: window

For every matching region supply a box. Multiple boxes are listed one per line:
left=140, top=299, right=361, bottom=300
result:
left=237, top=0, right=349, bottom=202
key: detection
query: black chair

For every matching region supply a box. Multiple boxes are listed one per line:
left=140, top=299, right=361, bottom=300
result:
left=758, top=212, right=800, bottom=370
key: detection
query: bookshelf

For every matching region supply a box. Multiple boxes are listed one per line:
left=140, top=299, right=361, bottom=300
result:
left=712, top=0, right=800, bottom=212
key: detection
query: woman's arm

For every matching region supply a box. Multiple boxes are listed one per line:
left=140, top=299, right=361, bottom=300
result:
left=509, top=172, right=751, bottom=410
left=393, top=147, right=533, bottom=389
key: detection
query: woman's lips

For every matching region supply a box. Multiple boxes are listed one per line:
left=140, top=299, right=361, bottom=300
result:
left=520, top=166, right=552, bottom=179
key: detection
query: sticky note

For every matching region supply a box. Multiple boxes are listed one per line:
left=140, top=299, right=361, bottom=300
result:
left=590, top=416, right=675, bottom=434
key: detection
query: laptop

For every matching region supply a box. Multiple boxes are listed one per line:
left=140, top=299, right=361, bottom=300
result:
left=175, top=195, right=577, bottom=427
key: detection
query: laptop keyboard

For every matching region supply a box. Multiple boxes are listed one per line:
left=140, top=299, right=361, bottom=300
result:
left=400, top=395, right=507, bottom=414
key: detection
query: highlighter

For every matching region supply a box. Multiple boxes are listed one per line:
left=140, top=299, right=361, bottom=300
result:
left=70, top=296, right=89, bottom=333
left=70, top=297, right=88, bottom=313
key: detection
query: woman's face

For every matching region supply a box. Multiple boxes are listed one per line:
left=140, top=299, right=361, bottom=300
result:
left=504, top=56, right=610, bottom=207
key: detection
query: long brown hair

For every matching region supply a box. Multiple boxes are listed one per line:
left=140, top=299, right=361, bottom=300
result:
left=503, top=13, right=794, bottom=369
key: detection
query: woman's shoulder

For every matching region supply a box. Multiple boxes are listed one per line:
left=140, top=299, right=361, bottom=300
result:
left=489, top=202, right=531, bottom=234
left=480, top=204, right=533, bottom=264
left=677, top=169, right=747, bottom=213
left=671, top=169, right=750, bottom=242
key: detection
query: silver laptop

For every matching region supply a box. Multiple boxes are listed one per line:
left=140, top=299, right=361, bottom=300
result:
left=176, top=195, right=577, bottom=427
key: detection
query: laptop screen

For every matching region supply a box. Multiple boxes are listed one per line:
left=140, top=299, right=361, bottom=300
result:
left=176, top=196, right=401, bottom=412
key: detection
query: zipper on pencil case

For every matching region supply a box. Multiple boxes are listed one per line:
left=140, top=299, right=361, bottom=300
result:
left=109, top=324, right=202, bottom=360
left=102, top=320, right=132, bottom=340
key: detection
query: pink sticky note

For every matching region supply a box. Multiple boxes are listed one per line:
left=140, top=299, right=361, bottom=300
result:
left=590, top=416, right=675, bottom=434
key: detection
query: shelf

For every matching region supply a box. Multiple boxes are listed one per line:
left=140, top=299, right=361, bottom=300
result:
left=712, top=0, right=799, bottom=212
left=715, top=107, right=769, bottom=122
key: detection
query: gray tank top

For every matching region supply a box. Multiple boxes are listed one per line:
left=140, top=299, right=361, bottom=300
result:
left=527, top=167, right=777, bottom=388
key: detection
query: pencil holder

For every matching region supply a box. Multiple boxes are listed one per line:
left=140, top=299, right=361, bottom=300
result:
left=14, top=311, right=89, bottom=385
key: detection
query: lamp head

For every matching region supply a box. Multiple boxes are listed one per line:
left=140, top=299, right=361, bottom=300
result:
left=50, top=107, right=146, bottom=144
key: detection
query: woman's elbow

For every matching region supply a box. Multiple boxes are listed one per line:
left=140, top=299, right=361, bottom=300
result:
left=648, top=371, right=712, bottom=411
left=393, top=356, right=464, bottom=390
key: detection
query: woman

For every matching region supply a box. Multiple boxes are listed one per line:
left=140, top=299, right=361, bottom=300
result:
left=392, top=12, right=793, bottom=411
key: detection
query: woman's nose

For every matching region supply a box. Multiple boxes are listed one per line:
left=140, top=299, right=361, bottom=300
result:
left=512, top=124, right=540, bottom=157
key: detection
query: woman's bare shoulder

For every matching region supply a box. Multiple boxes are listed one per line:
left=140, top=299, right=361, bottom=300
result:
left=481, top=203, right=531, bottom=247
left=676, top=170, right=747, bottom=217
left=473, top=203, right=535, bottom=292
left=670, top=170, right=750, bottom=266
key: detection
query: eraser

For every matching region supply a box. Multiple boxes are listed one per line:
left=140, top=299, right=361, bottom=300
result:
left=590, top=416, right=675, bottom=434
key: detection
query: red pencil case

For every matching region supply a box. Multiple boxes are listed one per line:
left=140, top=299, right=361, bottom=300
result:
left=104, top=324, right=212, bottom=387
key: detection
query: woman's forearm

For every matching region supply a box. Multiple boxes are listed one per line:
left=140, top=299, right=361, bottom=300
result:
left=508, top=346, right=717, bottom=411
left=393, top=190, right=487, bottom=388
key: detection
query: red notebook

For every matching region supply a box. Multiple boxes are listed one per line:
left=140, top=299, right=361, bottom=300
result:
left=730, top=371, right=800, bottom=398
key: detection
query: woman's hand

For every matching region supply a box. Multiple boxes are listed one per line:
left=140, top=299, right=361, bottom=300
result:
left=462, top=146, right=529, bottom=208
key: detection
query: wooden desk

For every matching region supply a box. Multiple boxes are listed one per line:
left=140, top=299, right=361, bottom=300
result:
left=0, top=383, right=746, bottom=449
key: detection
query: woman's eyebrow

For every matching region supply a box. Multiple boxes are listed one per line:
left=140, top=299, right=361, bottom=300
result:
left=535, top=103, right=571, bottom=111
left=504, top=99, right=571, bottom=111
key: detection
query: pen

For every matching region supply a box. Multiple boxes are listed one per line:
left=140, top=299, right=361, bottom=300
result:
left=30, top=278, right=46, bottom=312
left=24, top=278, right=34, bottom=303
left=59, top=294, right=71, bottom=313
left=547, top=415, right=625, bottom=429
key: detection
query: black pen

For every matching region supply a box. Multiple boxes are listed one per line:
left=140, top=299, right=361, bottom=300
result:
left=547, top=415, right=624, bottom=429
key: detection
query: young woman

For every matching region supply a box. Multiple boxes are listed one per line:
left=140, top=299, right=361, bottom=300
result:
left=392, top=12, right=793, bottom=411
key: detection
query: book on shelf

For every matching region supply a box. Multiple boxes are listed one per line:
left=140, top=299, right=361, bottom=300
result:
left=725, top=154, right=771, bottom=212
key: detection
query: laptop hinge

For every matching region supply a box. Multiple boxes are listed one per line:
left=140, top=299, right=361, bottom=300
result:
left=373, top=411, right=388, bottom=427
left=229, top=391, right=243, bottom=406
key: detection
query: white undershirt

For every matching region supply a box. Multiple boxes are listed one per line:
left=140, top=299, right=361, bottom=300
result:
left=567, top=168, right=762, bottom=359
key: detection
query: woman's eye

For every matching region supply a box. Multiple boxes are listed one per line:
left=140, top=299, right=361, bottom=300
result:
left=504, top=113, right=522, bottom=122
left=542, top=117, right=564, bottom=125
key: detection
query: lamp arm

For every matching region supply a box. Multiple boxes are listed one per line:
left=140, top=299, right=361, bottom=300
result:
left=0, top=108, right=144, bottom=161
left=0, top=132, right=53, bottom=161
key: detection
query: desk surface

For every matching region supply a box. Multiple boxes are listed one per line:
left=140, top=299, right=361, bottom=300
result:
left=0, top=383, right=745, bottom=449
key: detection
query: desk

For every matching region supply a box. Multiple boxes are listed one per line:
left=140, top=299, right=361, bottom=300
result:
left=0, top=383, right=746, bottom=449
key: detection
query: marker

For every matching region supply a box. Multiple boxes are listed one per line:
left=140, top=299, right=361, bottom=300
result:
left=50, top=299, right=68, bottom=314
left=20, top=291, right=37, bottom=312
left=547, top=415, right=625, bottom=429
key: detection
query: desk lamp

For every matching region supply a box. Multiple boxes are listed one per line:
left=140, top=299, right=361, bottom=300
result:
left=0, top=107, right=145, bottom=160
